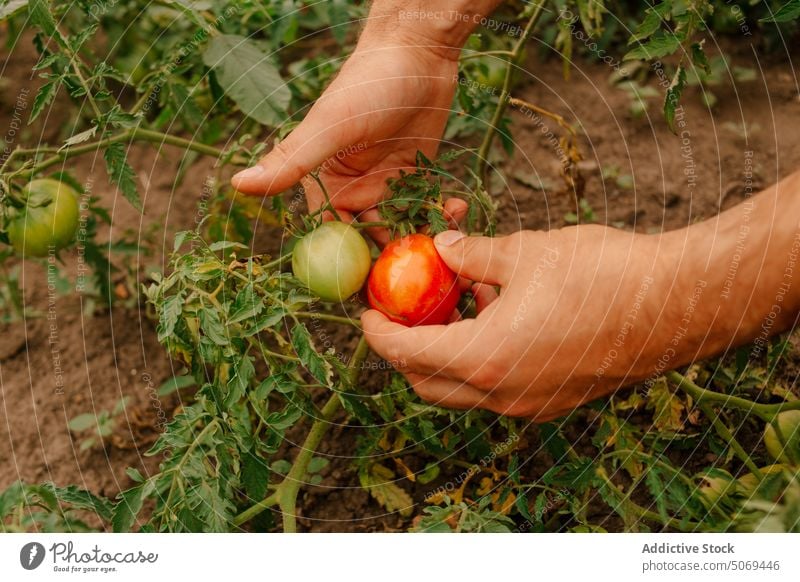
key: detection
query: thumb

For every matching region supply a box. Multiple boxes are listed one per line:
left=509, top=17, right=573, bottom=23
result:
left=433, top=231, right=513, bottom=286
left=231, top=96, right=356, bottom=196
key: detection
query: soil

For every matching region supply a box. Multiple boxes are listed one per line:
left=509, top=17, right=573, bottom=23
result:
left=1, top=31, right=799, bottom=532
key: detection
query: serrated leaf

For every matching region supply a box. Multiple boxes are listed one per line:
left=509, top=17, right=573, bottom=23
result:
left=647, top=377, right=685, bottom=431
left=60, top=125, right=96, bottom=150
left=28, top=78, right=58, bottom=124
left=202, top=35, right=290, bottom=126
left=228, top=283, right=263, bottom=324
left=158, top=291, right=184, bottom=341
left=104, top=142, right=142, bottom=211
left=624, top=32, right=681, bottom=61
left=28, top=0, right=57, bottom=38
left=628, top=6, right=664, bottom=44
left=664, top=65, right=686, bottom=133
left=112, top=485, right=145, bottom=532
left=359, top=463, right=413, bottom=517
left=199, top=308, right=230, bottom=345
left=760, top=0, right=800, bottom=23
left=291, top=323, right=333, bottom=385
left=49, top=483, right=114, bottom=521
left=241, top=450, right=270, bottom=501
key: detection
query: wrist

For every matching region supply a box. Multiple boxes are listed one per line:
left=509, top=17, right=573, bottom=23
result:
left=646, top=172, right=800, bottom=375
left=359, top=0, right=503, bottom=60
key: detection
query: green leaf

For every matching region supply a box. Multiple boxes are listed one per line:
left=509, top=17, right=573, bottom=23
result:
left=624, top=32, right=681, bottom=61
left=664, top=64, right=687, bottom=133
left=157, top=374, right=196, bottom=396
left=68, top=413, right=97, bottom=432
left=28, top=0, right=57, bottom=38
left=241, top=450, right=270, bottom=501
left=229, top=283, right=263, bottom=324
left=327, top=0, right=350, bottom=45
left=158, top=291, right=185, bottom=341
left=628, top=6, right=665, bottom=44
left=104, top=142, right=142, bottom=211
left=29, top=78, right=58, bottom=124
left=291, top=323, right=333, bottom=385
left=112, top=485, right=146, bottom=532
left=48, top=483, right=114, bottom=521
left=760, top=0, right=800, bottom=23
left=200, top=308, right=230, bottom=345
left=690, top=42, right=710, bottom=75
left=202, top=35, right=290, bottom=127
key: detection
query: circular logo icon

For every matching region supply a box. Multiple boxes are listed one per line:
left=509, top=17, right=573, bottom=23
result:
left=20, top=542, right=46, bottom=570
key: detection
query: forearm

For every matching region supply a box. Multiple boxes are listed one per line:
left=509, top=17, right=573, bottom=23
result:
left=650, top=171, right=800, bottom=371
left=359, top=0, right=506, bottom=58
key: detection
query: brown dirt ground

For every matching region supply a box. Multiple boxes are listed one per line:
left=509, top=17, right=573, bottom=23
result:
left=1, top=32, right=799, bottom=532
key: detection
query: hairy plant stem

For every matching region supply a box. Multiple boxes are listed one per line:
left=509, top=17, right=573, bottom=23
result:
left=666, top=370, right=800, bottom=420
left=294, top=311, right=362, bottom=328
left=8, top=127, right=248, bottom=181
left=474, top=0, right=546, bottom=187
left=233, top=335, right=370, bottom=530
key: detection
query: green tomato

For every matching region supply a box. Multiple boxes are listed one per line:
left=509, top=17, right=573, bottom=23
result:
left=7, top=179, right=80, bottom=258
left=764, top=410, right=800, bottom=464
left=291, top=222, right=371, bottom=302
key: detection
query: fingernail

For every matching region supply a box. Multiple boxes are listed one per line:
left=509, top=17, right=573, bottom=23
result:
left=232, top=166, right=265, bottom=181
left=434, top=230, right=465, bottom=247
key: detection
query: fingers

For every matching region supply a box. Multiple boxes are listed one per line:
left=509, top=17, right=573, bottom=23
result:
left=361, top=309, right=471, bottom=379
left=403, top=373, right=486, bottom=410
left=231, top=94, right=356, bottom=196
left=443, top=198, right=468, bottom=228
left=472, top=283, right=499, bottom=313
left=432, top=231, right=514, bottom=286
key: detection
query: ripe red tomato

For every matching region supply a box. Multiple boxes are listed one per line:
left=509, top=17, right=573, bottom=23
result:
left=367, top=233, right=460, bottom=326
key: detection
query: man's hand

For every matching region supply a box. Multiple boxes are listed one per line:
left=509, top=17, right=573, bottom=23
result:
left=231, top=0, right=505, bottom=243
left=232, top=41, right=461, bottom=237
left=362, top=226, right=665, bottom=420
left=362, top=170, right=800, bottom=421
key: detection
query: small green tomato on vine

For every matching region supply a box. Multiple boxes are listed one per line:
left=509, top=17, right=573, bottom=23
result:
left=291, top=221, right=371, bottom=302
left=5, top=179, right=80, bottom=258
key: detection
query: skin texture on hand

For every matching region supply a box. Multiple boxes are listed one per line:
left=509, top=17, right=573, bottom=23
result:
left=231, top=0, right=504, bottom=243
left=362, top=171, right=800, bottom=421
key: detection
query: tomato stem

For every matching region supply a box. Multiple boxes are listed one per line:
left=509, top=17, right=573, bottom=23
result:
left=233, top=335, right=370, bottom=531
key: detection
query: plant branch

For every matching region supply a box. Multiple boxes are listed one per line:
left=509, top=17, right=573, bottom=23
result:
left=234, top=335, right=370, bottom=531
left=474, top=0, right=546, bottom=186
left=667, top=371, right=800, bottom=420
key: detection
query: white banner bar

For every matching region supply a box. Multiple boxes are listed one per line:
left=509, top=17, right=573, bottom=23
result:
left=0, top=533, right=797, bottom=581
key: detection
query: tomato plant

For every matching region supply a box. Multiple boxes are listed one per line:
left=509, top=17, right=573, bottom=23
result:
left=292, top=222, right=371, bottom=302
left=368, top=234, right=460, bottom=326
left=0, top=0, right=799, bottom=536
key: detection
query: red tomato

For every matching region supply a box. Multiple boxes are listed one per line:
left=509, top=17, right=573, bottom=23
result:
left=367, top=234, right=460, bottom=326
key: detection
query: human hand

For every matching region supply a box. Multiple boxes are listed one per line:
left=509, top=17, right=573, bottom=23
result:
left=231, top=36, right=465, bottom=244
left=361, top=226, right=670, bottom=421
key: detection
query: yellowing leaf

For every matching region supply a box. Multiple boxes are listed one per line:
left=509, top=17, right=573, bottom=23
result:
left=647, top=377, right=685, bottom=431
left=358, top=463, right=413, bottom=517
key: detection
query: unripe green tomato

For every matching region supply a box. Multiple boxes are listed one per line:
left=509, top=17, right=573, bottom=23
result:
left=764, top=410, right=800, bottom=464
left=7, top=179, right=80, bottom=258
left=291, top=222, right=371, bottom=302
